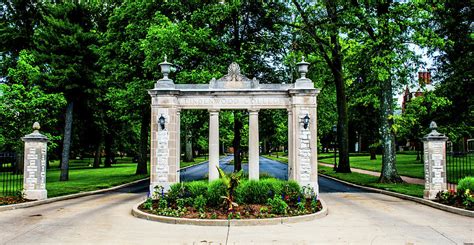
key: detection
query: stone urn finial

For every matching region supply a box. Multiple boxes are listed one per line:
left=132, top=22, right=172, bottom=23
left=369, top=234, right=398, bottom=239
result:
left=33, top=122, right=40, bottom=133
left=429, top=121, right=437, bottom=130
left=159, top=55, right=172, bottom=80
left=297, top=56, right=310, bottom=79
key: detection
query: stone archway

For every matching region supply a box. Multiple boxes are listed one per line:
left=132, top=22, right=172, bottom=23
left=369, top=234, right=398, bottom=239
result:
left=148, top=59, right=320, bottom=194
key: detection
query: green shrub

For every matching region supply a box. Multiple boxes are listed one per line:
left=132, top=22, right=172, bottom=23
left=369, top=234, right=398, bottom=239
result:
left=235, top=179, right=283, bottom=204
left=193, top=195, right=207, bottom=212
left=207, top=179, right=226, bottom=207
left=186, top=181, right=208, bottom=198
left=235, top=180, right=272, bottom=204
left=457, top=177, right=474, bottom=193
left=282, top=180, right=302, bottom=202
left=267, top=195, right=288, bottom=215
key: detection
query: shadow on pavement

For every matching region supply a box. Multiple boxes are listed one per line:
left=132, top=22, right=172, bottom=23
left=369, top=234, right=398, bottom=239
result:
left=318, top=176, right=369, bottom=193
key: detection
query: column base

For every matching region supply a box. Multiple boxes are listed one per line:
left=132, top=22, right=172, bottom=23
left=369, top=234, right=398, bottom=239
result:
left=24, top=190, right=47, bottom=200
left=149, top=182, right=172, bottom=197
left=424, top=189, right=443, bottom=200
left=299, top=181, right=319, bottom=196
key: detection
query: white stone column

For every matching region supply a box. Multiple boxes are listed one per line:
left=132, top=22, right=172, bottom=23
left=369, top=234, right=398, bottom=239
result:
left=287, top=108, right=295, bottom=180
left=209, top=109, right=220, bottom=180
left=22, top=122, right=48, bottom=200
left=422, top=121, right=448, bottom=200
left=176, top=109, right=181, bottom=183
left=248, top=109, right=259, bottom=180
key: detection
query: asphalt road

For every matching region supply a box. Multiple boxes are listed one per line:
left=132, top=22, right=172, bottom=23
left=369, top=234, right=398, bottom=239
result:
left=0, top=159, right=472, bottom=244
left=180, top=155, right=288, bottom=181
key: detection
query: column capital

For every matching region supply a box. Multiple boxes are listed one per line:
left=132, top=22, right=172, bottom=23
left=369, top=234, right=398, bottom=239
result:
left=209, top=109, right=220, bottom=113
left=248, top=109, right=259, bottom=114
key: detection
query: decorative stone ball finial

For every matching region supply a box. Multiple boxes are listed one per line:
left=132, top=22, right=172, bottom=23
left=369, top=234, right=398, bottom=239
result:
left=159, top=55, right=172, bottom=80
left=429, top=121, right=437, bottom=130
left=296, top=56, right=310, bottom=79
left=33, top=122, right=40, bottom=132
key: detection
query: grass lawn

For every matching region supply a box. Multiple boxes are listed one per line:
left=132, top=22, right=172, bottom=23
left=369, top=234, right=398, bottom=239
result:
left=320, top=154, right=425, bottom=178
left=318, top=165, right=424, bottom=197
left=46, top=162, right=149, bottom=197
left=262, top=154, right=288, bottom=164
left=180, top=155, right=209, bottom=168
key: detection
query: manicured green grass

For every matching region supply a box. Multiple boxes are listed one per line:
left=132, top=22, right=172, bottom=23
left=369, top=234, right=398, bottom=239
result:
left=180, top=155, right=209, bottom=168
left=320, top=154, right=425, bottom=178
left=262, top=154, right=288, bottom=164
left=318, top=165, right=424, bottom=197
left=46, top=163, right=148, bottom=197
left=320, top=153, right=473, bottom=182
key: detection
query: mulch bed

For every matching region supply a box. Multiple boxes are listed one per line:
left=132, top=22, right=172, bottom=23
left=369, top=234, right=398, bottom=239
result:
left=0, top=196, right=31, bottom=206
left=139, top=201, right=322, bottom=219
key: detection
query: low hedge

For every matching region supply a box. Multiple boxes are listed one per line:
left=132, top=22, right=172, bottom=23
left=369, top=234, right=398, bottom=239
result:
left=166, top=179, right=307, bottom=208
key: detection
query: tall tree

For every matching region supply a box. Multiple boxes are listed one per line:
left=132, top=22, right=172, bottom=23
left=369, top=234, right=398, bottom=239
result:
left=33, top=2, right=99, bottom=180
left=291, top=0, right=351, bottom=172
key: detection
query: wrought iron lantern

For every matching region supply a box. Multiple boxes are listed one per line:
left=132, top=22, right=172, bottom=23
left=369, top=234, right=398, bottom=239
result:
left=303, top=114, right=310, bottom=129
left=159, top=114, right=166, bottom=130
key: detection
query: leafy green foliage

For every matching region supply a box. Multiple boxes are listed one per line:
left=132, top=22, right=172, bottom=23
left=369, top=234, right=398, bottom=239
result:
left=457, top=177, right=474, bottom=194
left=267, top=195, right=288, bottom=215
left=0, top=51, right=66, bottom=152
left=217, top=167, right=243, bottom=211
left=193, top=195, right=207, bottom=212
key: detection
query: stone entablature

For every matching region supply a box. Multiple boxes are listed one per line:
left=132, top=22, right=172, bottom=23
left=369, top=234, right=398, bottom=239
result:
left=149, top=60, right=320, bottom=194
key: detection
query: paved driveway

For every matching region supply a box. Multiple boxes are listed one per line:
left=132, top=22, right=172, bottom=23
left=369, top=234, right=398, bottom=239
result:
left=0, top=159, right=472, bottom=244
left=180, top=155, right=287, bottom=181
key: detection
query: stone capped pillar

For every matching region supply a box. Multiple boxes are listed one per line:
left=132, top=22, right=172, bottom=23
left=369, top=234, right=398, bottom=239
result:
left=209, top=109, right=220, bottom=180
left=22, top=122, right=48, bottom=200
left=149, top=98, right=180, bottom=193
left=422, top=121, right=448, bottom=200
left=288, top=57, right=319, bottom=194
left=248, top=109, right=260, bottom=180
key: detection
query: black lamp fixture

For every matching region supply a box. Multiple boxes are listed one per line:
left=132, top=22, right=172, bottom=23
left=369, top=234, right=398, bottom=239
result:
left=303, top=114, right=310, bottom=129
left=332, top=124, right=337, bottom=133
left=159, top=114, right=166, bottom=130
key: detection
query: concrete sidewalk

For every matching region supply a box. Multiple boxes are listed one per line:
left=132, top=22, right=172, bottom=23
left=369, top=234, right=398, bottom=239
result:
left=319, top=162, right=425, bottom=185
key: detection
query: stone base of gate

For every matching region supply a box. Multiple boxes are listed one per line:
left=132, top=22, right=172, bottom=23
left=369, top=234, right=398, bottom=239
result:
left=23, top=190, right=47, bottom=200
left=131, top=198, right=327, bottom=226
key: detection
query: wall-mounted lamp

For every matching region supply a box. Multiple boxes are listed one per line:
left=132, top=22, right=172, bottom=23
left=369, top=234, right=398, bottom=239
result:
left=303, top=114, right=310, bottom=129
left=159, top=114, right=166, bottom=130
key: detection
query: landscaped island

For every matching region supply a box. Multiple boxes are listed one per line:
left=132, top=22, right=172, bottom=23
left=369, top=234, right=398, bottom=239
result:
left=138, top=169, right=322, bottom=220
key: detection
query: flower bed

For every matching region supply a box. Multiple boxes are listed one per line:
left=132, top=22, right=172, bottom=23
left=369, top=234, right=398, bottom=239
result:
left=436, top=177, right=474, bottom=210
left=139, top=176, right=322, bottom=220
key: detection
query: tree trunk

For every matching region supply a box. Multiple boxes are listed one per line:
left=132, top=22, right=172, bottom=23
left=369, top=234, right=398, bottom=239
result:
left=324, top=1, right=350, bottom=173
left=332, top=50, right=350, bottom=173
left=136, top=110, right=149, bottom=175
left=60, top=101, right=73, bottom=181
left=93, top=141, right=101, bottom=168
left=184, top=131, right=193, bottom=162
left=233, top=111, right=242, bottom=172
left=379, top=79, right=403, bottom=183
left=104, top=132, right=113, bottom=168
left=370, top=147, right=377, bottom=160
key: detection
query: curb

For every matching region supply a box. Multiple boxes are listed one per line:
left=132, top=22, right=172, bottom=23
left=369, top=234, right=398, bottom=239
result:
left=319, top=173, right=473, bottom=217
left=131, top=198, right=328, bottom=226
left=0, top=178, right=150, bottom=212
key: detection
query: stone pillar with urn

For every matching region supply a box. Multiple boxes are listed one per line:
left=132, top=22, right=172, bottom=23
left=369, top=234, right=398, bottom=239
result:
left=422, top=121, right=448, bottom=200
left=22, top=122, right=48, bottom=200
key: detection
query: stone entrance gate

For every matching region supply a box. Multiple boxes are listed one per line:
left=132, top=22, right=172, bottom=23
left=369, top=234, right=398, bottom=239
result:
left=148, top=58, right=320, bottom=194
